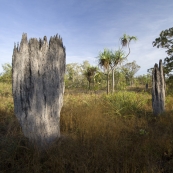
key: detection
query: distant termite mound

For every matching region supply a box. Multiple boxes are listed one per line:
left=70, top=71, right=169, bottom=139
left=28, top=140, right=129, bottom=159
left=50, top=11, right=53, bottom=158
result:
left=12, top=33, right=66, bottom=148
left=152, top=60, right=165, bottom=116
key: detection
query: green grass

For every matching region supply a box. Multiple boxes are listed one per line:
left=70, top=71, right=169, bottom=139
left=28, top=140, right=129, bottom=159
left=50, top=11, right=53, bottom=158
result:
left=0, top=83, right=173, bottom=172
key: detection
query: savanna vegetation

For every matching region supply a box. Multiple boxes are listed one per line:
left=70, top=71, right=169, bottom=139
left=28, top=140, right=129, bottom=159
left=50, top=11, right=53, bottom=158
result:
left=0, top=31, right=173, bottom=172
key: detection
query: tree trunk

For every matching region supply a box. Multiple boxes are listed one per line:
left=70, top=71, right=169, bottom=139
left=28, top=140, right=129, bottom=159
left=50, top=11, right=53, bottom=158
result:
left=89, top=81, right=91, bottom=90
left=145, top=83, right=148, bottom=90
left=152, top=60, right=165, bottom=116
left=12, top=33, right=66, bottom=148
left=112, top=69, right=115, bottom=93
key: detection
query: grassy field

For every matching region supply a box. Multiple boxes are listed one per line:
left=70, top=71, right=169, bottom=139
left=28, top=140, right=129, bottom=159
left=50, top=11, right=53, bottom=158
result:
left=0, top=82, right=173, bottom=173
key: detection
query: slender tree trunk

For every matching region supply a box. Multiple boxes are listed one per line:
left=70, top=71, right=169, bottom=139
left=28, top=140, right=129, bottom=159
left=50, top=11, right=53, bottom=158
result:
left=12, top=33, right=66, bottom=148
left=152, top=60, right=165, bottom=115
left=112, top=69, right=115, bottom=93
left=146, top=83, right=148, bottom=90
left=89, top=81, right=91, bottom=90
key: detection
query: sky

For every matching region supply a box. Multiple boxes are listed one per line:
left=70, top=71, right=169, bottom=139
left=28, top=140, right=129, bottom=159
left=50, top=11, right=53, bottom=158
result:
left=0, top=0, right=173, bottom=75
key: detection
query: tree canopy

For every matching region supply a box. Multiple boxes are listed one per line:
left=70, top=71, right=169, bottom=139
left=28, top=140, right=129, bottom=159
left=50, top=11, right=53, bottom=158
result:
left=121, top=61, right=140, bottom=85
left=120, top=34, right=137, bottom=58
left=0, top=63, right=12, bottom=82
left=83, top=66, right=98, bottom=90
left=153, top=27, right=173, bottom=76
left=153, top=27, right=173, bottom=56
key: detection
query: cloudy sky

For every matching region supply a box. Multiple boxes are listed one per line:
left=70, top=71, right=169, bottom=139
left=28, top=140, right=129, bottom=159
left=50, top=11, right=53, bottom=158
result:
left=0, top=0, right=173, bottom=75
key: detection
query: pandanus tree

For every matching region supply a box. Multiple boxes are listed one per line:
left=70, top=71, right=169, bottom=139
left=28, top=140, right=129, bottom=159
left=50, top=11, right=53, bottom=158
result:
left=98, top=49, right=112, bottom=94
left=84, top=66, right=98, bottom=90
left=98, top=34, right=137, bottom=94
left=98, top=49, right=126, bottom=94
left=120, top=34, right=137, bottom=58
left=110, top=49, right=126, bottom=92
left=98, top=49, right=126, bottom=93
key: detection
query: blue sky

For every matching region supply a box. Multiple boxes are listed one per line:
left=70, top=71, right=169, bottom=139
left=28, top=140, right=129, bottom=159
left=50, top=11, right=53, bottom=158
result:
left=0, top=0, right=173, bottom=75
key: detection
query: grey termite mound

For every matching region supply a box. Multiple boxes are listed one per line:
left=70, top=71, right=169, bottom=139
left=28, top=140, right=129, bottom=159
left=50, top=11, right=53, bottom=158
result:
left=152, top=60, right=165, bottom=116
left=12, top=33, right=66, bottom=148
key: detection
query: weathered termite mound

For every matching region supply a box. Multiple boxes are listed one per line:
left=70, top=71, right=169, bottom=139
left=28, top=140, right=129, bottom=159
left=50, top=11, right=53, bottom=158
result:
left=152, top=60, right=165, bottom=116
left=12, top=33, right=66, bottom=147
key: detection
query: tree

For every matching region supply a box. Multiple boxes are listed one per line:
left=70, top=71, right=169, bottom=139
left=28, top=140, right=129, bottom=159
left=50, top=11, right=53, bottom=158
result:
left=119, top=34, right=137, bottom=87
left=81, top=60, right=90, bottom=72
left=0, top=63, right=12, bottom=82
left=84, top=66, right=98, bottom=90
left=114, top=70, right=127, bottom=90
left=135, top=74, right=152, bottom=87
left=97, top=34, right=137, bottom=94
left=98, top=49, right=112, bottom=94
left=153, top=27, right=173, bottom=77
left=164, top=56, right=173, bottom=76
left=121, top=61, right=140, bottom=86
left=153, top=27, right=173, bottom=93
left=120, top=34, right=137, bottom=58
left=66, top=63, right=81, bottom=83
left=110, top=34, right=137, bottom=92
left=110, top=49, right=126, bottom=92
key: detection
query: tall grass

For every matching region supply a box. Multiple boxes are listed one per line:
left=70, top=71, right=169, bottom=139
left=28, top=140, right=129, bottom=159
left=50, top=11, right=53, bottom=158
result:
left=0, top=83, right=173, bottom=172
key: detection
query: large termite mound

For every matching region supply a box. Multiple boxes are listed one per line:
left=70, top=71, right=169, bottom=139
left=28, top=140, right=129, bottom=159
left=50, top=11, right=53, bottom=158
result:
left=12, top=33, right=66, bottom=147
left=152, top=60, right=165, bottom=116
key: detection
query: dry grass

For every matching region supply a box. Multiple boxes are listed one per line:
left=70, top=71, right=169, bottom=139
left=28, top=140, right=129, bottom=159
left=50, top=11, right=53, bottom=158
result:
left=0, top=83, right=173, bottom=172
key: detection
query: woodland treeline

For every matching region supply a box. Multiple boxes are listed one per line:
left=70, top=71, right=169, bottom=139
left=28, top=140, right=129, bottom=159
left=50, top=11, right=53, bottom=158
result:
left=0, top=55, right=172, bottom=94
left=0, top=28, right=173, bottom=94
left=0, top=60, right=150, bottom=90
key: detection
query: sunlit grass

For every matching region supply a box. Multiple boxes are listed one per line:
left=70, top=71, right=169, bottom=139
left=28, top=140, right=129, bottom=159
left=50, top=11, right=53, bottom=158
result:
left=0, top=82, right=12, bottom=97
left=0, top=83, right=173, bottom=172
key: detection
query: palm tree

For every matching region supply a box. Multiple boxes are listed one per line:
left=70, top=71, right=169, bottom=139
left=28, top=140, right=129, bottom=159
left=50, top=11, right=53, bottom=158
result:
left=97, top=34, right=137, bottom=94
left=84, top=66, right=98, bottom=90
left=110, top=49, right=126, bottom=93
left=120, top=34, right=137, bottom=58
left=98, top=49, right=112, bottom=94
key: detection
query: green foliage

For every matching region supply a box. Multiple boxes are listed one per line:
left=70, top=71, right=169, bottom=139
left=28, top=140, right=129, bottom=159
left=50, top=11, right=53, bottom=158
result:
left=113, top=70, right=127, bottom=90
left=98, top=48, right=112, bottom=71
left=0, top=82, right=12, bottom=97
left=153, top=27, right=173, bottom=56
left=164, top=56, right=173, bottom=75
left=120, top=34, right=137, bottom=58
left=65, top=62, right=88, bottom=89
left=98, top=49, right=112, bottom=94
left=120, top=34, right=137, bottom=47
left=136, top=74, right=152, bottom=86
left=98, top=48, right=127, bottom=93
left=0, top=63, right=12, bottom=83
left=153, top=27, right=173, bottom=77
left=139, top=128, right=148, bottom=135
left=83, top=66, right=98, bottom=90
left=153, top=27, right=173, bottom=93
left=121, top=61, right=140, bottom=86
left=166, top=75, right=173, bottom=95
left=98, top=48, right=126, bottom=72
left=110, top=49, right=126, bottom=69
left=103, top=91, right=148, bottom=117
